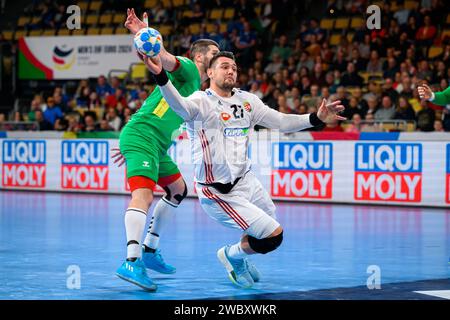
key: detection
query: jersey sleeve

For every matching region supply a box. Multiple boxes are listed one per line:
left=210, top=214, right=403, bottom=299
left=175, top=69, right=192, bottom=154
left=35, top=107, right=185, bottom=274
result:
left=250, top=92, right=271, bottom=125
left=159, top=80, right=202, bottom=121
left=169, top=56, right=200, bottom=83
left=432, top=86, right=450, bottom=106
left=250, top=93, right=314, bottom=132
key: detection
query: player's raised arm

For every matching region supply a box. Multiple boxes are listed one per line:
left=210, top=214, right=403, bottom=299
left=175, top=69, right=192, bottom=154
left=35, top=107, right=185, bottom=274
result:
left=253, top=98, right=346, bottom=133
left=418, top=84, right=450, bottom=106
left=126, top=8, right=178, bottom=71
left=140, top=53, right=200, bottom=121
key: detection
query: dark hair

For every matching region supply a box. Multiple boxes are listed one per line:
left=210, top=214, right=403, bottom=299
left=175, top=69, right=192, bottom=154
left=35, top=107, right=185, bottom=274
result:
left=189, top=39, right=219, bottom=59
left=208, top=51, right=235, bottom=68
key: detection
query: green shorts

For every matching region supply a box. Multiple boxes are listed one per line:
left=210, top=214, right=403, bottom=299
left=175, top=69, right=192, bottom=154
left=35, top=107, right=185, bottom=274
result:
left=119, top=128, right=180, bottom=184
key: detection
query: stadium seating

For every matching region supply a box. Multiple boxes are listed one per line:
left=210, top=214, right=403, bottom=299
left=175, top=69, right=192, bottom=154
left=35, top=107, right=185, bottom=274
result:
left=1, top=0, right=447, bottom=134
left=334, top=18, right=349, bottom=30
left=320, top=18, right=334, bottom=30
left=99, top=14, right=113, bottom=26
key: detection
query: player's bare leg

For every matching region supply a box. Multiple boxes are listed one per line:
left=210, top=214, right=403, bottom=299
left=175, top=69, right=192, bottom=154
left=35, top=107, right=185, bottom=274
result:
left=142, top=176, right=187, bottom=274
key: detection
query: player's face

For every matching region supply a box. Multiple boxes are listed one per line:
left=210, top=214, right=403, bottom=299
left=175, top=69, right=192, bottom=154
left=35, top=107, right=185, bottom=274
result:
left=210, top=57, right=238, bottom=91
left=202, top=45, right=220, bottom=73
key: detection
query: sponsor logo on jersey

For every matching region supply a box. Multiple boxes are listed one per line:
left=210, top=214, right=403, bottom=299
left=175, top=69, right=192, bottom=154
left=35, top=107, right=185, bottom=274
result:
left=271, top=142, right=333, bottom=199
left=354, top=143, right=422, bottom=202
left=243, top=101, right=252, bottom=112
left=2, top=140, right=46, bottom=188
left=221, top=112, right=231, bottom=121
left=446, top=144, right=450, bottom=204
left=61, top=141, right=109, bottom=190
left=223, top=127, right=250, bottom=137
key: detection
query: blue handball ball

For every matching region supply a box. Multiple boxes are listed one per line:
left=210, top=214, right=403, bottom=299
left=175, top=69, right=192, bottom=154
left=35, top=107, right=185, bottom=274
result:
left=134, top=27, right=163, bottom=57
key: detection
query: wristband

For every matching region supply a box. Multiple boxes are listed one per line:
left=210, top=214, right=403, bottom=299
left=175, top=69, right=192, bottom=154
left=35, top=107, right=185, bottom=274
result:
left=152, top=69, right=169, bottom=86
left=428, top=92, right=435, bottom=102
left=309, top=112, right=325, bottom=126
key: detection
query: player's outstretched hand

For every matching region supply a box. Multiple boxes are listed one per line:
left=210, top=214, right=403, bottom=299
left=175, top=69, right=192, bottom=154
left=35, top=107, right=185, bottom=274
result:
left=418, top=84, right=432, bottom=100
left=140, top=52, right=163, bottom=75
left=124, top=8, right=148, bottom=34
left=317, top=99, right=346, bottom=123
left=111, top=147, right=126, bottom=167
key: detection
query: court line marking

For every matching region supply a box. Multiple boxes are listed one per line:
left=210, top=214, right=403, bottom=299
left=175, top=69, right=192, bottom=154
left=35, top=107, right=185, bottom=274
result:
left=414, top=290, right=450, bottom=299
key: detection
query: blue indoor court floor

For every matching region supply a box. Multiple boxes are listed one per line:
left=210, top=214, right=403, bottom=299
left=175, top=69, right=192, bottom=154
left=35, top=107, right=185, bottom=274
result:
left=0, top=190, right=449, bottom=300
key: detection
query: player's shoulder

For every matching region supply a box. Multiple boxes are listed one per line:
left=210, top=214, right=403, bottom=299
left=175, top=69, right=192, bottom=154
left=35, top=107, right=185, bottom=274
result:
left=188, top=90, right=208, bottom=100
left=176, top=56, right=195, bottom=67
left=233, top=88, right=260, bottom=102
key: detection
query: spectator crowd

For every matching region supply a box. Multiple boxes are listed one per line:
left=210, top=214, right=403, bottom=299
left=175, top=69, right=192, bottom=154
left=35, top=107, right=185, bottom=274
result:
left=1, top=0, right=449, bottom=132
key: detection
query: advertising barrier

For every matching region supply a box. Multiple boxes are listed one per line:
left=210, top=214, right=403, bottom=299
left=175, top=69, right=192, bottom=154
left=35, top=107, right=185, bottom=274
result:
left=0, top=136, right=448, bottom=207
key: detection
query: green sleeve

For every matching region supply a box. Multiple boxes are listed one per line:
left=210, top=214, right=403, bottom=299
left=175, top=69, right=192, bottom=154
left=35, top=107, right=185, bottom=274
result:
left=169, top=56, right=199, bottom=83
left=432, top=86, right=450, bottom=106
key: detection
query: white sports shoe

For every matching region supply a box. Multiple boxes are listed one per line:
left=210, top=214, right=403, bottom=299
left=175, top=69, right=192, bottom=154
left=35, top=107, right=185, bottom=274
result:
left=245, top=258, right=261, bottom=282
left=217, top=246, right=254, bottom=288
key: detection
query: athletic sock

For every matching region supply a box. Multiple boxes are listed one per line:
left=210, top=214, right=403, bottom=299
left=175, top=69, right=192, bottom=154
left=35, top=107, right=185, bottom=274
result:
left=227, top=242, right=249, bottom=260
left=143, top=197, right=178, bottom=251
left=125, top=207, right=147, bottom=260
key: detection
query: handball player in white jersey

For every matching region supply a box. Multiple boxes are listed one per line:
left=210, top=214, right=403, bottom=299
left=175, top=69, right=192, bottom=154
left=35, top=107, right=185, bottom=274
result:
left=140, top=51, right=346, bottom=288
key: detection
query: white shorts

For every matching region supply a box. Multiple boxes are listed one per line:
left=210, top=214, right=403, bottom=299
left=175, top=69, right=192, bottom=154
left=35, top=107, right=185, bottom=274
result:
left=198, top=172, right=280, bottom=239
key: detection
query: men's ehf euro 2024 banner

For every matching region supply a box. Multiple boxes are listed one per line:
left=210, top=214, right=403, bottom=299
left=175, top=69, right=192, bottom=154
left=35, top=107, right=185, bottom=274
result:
left=18, top=35, right=137, bottom=79
left=0, top=138, right=448, bottom=208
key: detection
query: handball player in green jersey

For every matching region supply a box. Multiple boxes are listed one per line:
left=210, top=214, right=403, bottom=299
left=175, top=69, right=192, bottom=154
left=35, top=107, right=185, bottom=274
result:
left=114, top=9, right=219, bottom=291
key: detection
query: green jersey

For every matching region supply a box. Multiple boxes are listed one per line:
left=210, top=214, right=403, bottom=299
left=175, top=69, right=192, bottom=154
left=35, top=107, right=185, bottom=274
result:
left=121, top=56, right=200, bottom=151
left=431, top=86, right=450, bottom=106
left=119, top=56, right=200, bottom=183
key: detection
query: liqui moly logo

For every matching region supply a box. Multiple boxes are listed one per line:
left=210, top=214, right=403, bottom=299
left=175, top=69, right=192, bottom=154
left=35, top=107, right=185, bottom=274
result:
left=354, top=143, right=422, bottom=202
left=271, top=142, right=333, bottom=199
left=2, top=140, right=46, bottom=188
left=61, top=141, right=109, bottom=190
left=446, top=144, right=450, bottom=204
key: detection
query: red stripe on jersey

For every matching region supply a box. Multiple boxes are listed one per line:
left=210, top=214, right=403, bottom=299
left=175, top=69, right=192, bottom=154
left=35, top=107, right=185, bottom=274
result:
left=198, top=131, right=211, bottom=183
left=201, top=130, right=214, bottom=182
left=203, top=187, right=249, bottom=230
left=205, top=188, right=249, bottom=230
left=203, top=187, right=246, bottom=230
left=199, top=130, right=214, bottom=183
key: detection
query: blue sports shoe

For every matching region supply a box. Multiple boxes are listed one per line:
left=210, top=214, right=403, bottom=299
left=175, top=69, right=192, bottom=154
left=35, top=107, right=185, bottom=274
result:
left=245, top=258, right=261, bottom=282
left=142, top=248, right=176, bottom=274
left=116, top=258, right=157, bottom=291
left=217, top=246, right=254, bottom=288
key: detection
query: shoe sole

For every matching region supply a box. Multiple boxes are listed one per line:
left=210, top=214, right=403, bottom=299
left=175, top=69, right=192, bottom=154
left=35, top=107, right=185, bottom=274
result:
left=146, top=267, right=176, bottom=274
left=248, top=269, right=261, bottom=282
left=217, top=248, right=253, bottom=289
left=143, top=263, right=176, bottom=274
left=116, top=273, right=157, bottom=292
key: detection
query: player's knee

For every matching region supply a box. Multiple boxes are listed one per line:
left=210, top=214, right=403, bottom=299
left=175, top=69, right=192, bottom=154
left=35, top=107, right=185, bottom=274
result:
left=247, top=231, right=283, bottom=254
left=163, top=181, right=187, bottom=205
left=173, top=182, right=188, bottom=204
